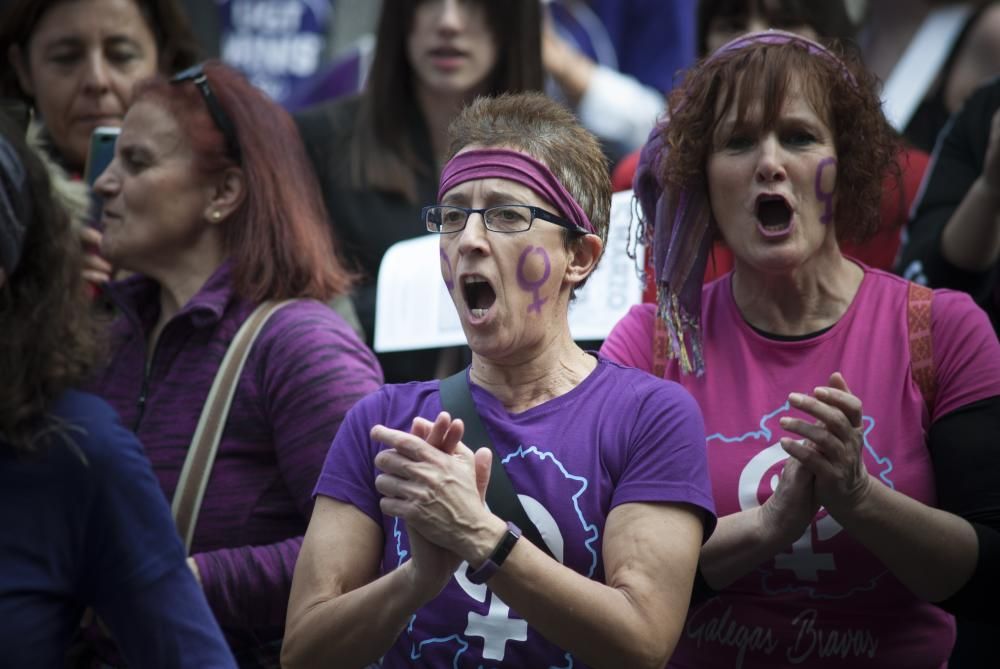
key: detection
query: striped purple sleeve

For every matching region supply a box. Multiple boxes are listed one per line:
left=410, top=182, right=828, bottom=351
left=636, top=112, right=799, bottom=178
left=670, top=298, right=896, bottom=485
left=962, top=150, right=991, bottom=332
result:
left=193, top=302, right=383, bottom=630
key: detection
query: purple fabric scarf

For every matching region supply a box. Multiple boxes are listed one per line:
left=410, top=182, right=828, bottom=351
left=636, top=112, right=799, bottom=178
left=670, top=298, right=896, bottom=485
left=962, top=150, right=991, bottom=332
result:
left=438, top=148, right=595, bottom=234
left=636, top=30, right=857, bottom=375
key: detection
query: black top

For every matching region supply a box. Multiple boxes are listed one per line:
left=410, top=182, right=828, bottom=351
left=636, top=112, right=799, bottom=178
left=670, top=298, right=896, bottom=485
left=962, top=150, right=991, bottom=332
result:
left=295, top=95, right=445, bottom=382
left=902, top=3, right=990, bottom=154
left=897, top=75, right=1000, bottom=335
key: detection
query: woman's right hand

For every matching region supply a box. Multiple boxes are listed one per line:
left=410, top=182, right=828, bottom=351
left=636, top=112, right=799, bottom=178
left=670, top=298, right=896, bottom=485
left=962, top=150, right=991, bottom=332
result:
left=761, top=454, right=819, bottom=544
left=403, top=415, right=467, bottom=592
left=80, top=226, right=113, bottom=285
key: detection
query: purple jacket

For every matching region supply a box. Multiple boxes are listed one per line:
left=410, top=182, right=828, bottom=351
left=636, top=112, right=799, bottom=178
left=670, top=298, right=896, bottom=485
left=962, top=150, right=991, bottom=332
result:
left=90, top=262, right=383, bottom=655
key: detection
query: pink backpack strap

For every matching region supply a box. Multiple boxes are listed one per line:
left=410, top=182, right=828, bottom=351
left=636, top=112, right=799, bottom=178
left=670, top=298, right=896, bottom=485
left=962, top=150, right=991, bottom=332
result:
left=653, top=283, right=936, bottom=414
left=653, top=314, right=668, bottom=378
left=908, top=282, right=936, bottom=415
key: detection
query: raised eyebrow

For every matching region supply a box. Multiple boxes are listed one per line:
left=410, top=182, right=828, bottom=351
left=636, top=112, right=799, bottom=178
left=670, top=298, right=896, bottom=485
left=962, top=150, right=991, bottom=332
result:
left=120, top=141, right=153, bottom=160
left=440, top=194, right=468, bottom=206
left=778, top=116, right=827, bottom=137
left=481, top=189, right=529, bottom=208
left=712, top=118, right=745, bottom=145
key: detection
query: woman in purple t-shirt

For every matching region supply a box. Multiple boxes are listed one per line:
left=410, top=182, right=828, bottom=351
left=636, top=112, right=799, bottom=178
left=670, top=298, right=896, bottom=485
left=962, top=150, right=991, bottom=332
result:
left=284, top=92, right=716, bottom=668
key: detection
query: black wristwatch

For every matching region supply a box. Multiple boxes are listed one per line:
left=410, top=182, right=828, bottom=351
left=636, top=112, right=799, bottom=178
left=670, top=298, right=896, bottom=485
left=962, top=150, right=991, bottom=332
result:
left=466, top=522, right=522, bottom=585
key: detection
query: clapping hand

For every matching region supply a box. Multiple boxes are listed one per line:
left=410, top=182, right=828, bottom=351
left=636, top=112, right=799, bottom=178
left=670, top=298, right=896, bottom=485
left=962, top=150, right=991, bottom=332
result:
left=373, top=412, right=493, bottom=594
left=778, top=372, right=873, bottom=518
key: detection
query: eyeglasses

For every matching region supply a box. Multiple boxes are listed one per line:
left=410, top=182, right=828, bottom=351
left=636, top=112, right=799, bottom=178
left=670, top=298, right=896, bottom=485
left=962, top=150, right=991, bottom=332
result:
left=171, top=64, right=241, bottom=161
left=423, top=204, right=586, bottom=234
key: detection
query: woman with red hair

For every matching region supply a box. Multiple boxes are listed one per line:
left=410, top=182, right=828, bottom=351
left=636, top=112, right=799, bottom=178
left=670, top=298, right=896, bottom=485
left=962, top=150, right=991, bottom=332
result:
left=603, top=32, right=1000, bottom=668
left=87, top=61, right=383, bottom=665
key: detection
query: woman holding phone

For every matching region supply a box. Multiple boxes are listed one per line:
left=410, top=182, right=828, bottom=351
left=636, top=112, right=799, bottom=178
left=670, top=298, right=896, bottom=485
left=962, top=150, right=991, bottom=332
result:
left=85, top=61, right=384, bottom=666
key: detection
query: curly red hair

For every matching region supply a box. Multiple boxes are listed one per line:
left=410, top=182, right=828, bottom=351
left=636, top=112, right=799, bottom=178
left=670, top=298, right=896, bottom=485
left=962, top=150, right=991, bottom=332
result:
left=663, top=38, right=900, bottom=245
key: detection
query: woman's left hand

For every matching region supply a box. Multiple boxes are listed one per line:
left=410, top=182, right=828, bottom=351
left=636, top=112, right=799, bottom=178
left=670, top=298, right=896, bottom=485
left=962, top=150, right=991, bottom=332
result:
left=779, top=372, right=873, bottom=517
left=372, top=414, right=496, bottom=565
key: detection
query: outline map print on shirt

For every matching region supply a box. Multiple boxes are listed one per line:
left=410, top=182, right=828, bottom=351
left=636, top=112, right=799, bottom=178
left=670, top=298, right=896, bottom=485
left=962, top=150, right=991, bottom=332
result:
left=710, top=401, right=895, bottom=599
left=391, top=445, right=599, bottom=667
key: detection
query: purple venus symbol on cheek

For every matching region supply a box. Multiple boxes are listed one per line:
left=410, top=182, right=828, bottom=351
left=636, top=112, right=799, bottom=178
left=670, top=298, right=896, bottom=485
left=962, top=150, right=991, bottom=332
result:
left=814, top=157, right=836, bottom=225
left=440, top=248, right=455, bottom=291
left=517, top=245, right=551, bottom=314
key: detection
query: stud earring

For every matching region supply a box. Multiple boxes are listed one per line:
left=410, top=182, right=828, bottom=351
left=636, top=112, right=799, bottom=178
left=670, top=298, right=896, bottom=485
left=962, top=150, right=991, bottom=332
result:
left=211, top=211, right=221, bottom=220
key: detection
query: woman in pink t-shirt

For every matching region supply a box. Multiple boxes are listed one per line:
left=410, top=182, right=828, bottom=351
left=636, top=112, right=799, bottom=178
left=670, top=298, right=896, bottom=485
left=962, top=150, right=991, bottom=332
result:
left=602, top=31, right=1000, bottom=668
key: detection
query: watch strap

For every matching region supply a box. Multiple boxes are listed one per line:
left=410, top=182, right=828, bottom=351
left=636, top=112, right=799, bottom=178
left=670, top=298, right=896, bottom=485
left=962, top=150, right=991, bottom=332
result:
left=467, top=521, right=521, bottom=584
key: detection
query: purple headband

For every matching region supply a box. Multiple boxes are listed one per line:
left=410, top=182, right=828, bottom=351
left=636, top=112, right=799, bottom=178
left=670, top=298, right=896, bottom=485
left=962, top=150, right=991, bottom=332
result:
left=438, top=148, right=595, bottom=234
left=636, top=30, right=855, bottom=376
left=714, top=29, right=858, bottom=86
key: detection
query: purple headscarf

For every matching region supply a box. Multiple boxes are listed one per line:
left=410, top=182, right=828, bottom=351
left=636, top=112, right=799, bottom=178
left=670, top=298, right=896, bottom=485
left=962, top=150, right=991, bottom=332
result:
left=635, top=30, right=855, bottom=376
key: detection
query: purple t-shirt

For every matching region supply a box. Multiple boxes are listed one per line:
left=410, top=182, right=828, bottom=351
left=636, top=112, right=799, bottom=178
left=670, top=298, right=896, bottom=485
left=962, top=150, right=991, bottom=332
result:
left=315, top=356, right=715, bottom=668
left=602, top=267, right=1000, bottom=668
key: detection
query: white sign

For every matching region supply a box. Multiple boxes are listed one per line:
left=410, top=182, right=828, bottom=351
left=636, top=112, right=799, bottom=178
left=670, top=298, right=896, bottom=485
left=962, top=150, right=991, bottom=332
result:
left=374, top=190, right=643, bottom=352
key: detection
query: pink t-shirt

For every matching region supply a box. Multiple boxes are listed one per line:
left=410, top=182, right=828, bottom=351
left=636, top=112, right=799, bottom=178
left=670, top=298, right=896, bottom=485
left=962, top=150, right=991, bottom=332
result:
left=602, top=267, right=1000, bottom=669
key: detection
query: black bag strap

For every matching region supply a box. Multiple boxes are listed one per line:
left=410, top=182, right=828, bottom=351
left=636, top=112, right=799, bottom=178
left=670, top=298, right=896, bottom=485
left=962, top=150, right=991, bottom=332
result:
left=439, top=370, right=556, bottom=560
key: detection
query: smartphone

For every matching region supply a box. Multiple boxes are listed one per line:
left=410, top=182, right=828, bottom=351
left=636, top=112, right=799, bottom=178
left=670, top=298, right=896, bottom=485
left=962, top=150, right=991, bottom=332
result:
left=83, top=126, right=120, bottom=232
left=83, top=126, right=120, bottom=186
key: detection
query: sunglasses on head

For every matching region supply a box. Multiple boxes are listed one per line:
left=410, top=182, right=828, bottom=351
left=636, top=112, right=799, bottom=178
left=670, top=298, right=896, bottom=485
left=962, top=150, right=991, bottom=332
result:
left=171, top=64, right=241, bottom=162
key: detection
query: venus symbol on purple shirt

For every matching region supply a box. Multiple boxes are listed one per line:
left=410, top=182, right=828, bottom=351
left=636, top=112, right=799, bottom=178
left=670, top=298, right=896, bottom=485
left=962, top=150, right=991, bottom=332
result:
left=440, top=248, right=455, bottom=291
left=517, top=246, right=551, bottom=314
left=814, top=157, right=836, bottom=224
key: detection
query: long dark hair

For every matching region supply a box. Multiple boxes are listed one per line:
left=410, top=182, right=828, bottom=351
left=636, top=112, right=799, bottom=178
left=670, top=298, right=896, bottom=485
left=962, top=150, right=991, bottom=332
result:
left=350, top=0, right=545, bottom=201
left=0, top=115, right=104, bottom=453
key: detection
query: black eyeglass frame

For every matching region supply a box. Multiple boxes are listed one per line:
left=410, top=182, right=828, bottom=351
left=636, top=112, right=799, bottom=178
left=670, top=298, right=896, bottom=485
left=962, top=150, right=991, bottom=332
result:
left=171, top=64, right=241, bottom=162
left=422, top=204, right=588, bottom=235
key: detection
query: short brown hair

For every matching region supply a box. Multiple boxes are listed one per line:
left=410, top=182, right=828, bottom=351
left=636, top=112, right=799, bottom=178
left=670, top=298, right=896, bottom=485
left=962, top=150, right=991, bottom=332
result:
left=447, top=92, right=611, bottom=247
left=663, top=38, right=899, bottom=245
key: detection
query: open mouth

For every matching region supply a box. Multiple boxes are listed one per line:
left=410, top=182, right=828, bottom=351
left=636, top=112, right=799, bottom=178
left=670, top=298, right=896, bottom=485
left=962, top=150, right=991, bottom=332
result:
left=462, top=276, right=496, bottom=319
left=755, top=195, right=794, bottom=237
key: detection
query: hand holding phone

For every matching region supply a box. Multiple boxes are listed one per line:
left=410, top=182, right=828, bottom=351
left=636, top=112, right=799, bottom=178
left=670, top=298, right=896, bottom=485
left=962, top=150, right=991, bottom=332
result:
left=83, top=126, right=119, bottom=187
left=80, top=226, right=112, bottom=286
left=82, top=127, right=119, bottom=294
